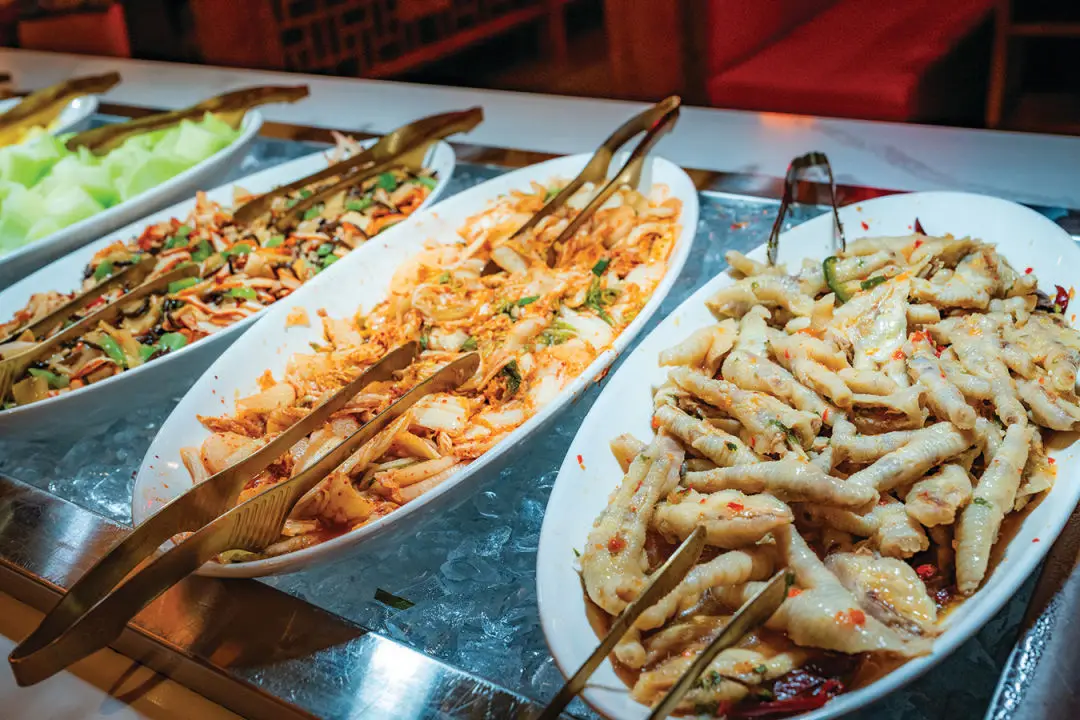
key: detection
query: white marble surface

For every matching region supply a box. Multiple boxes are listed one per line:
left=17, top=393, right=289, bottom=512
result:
left=3, top=49, right=1079, bottom=208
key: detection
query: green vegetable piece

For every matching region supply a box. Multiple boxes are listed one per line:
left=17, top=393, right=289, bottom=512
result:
left=416, top=176, right=438, bottom=189
left=822, top=256, right=851, bottom=303
left=175, top=224, right=193, bottom=238
left=501, top=360, right=522, bottom=396
left=92, top=260, right=114, bottom=282
left=591, top=258, right=610, bottom=276
left=461, top=336, right=477, bottom=352
left=138, top=344, right=155, bottom=362
left=726, top=442, right=738, bottom=452
left=98, top=334, right=127, bottom=368
left=303, top=204, right=324, bottom=221
left=157, top=332, right=188, bottom=353
left=543, top=186, right=559, bottom=202
left=345, top=197, right=373, bottom=212
left=419, top=334, right=429, bottom=351
left=972, top=496, right=992, bottom=507
left=374, top=588, right=414, bottom=610
left=230, top=287, right=257, bottom=300
left=437, top=271, right=451, bottom=284
left=27, top=368, right=69, bottom=389
left=861, top=275, right=887, bottom=291
left=517, top=295, right=540, bottom=307
left=299, top=188, right=313, bottom=199
left=191, top=239, right=212, bottom=262
left=376, top=172, right=397, bottom=191
left=168, top=277, right=199, bottom=294
left=316, top=243, right=335, bottom=257
left=585, top=276, right=617, bottom=325
left=264, top=234, right=285, bottom=248
left=163, top=234, right=189, bottom=250
left=224, top=243, right=252, bottom=257
left=320, top=253, right=339, bottom=270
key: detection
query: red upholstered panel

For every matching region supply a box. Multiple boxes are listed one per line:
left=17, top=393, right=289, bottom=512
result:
left=706, top=0, right=994, bottom=121
left=705, top=0, right=840, bottom=77
left=18, top=4, right=131, bottom=58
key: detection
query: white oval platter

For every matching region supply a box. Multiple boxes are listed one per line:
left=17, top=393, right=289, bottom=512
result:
left=0, top=93, right=99, bottom=142
left=536, top=191, right=1080, bottom=720
left=0, top=138, right=455, bottom=438
left=0, top=110, right=265, bottom=288
left=131, top=152, right=700, bottom=578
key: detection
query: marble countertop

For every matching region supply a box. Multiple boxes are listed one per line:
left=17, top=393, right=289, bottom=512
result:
left=3, top=48, right=1079, bottom=209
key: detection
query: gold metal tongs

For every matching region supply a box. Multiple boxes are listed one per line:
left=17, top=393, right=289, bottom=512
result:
left=536, top=525, right=707, bottom=720
left=0, top=262, right=198, bottom=403
left=481, top=96, right=680, bottom=275
left=0, top=72, right=121, bottom=147
left=9, top=346, right=479, bottom=685
left=766, top=151, right=845, bottom=266
left=0, top=255, right=159, bottom=346
left=232, top=107, right=484, bottom=228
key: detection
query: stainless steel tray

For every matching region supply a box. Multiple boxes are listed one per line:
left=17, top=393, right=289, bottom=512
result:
left=1, top=109, right=1078, bottom=720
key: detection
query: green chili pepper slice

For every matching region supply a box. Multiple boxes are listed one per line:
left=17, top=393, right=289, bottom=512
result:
left=822, top=256, right=851, bottom=303
left=98, top=334, right=127, bottom=368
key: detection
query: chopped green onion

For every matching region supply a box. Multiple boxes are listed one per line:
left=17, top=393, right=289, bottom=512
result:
left=316, top=243, right=335, bottom=257
left=861, top=275, right=887, bottom=291
left=416, top=176, right=438, bottom=189
left=572, top=547, right=581, bottom=558
left=93, top=261, right=114, bottom=282
left=461, top=336, right=477, bottom=352
left=175, top=224, right=193, bottom=238
left=345, top=197, right=373, bottom=212
left=224, top=243, right=252, bottom=257
left=157, top=332, right=188, bottom=353
left=591, top=258, right=611, bottom=276
left=299, top=188, right=313, bottom=199
left=27, top=368, right=68, bottom=389
left=972, top=496, right=992, bottom=507
left=285, top=197, right=300, bottom=208
left=516, top=295, right=540, bottom=307
left=437, top=271, right=451, bottom=284
left=585, top=276, right=617, bottom=325
left=544, top=186, right=559, bottom=202
left=264, top=234, right=285, bottom=248
left=163, top=234, right=188, bottom=250
left=374, top=588, right=414, bottom=610
left=191, top=239, right=212, bottom=262
left=539, top=320, right=576, bottom=346
left=98, top=335, right=127, bottom=368
left=168, top=277, right=199, bottom=294
left=419, top=334, right=429, bottom=351
left=138, top=344, right=156, bottom=362
left=376, top=172, right=398, bottom=191
left=726, top=442, right=738, bottom=452
left=229, top=287, right=257, bottom=300
left=303, top=204, right=324, bottom=221
left=320, top=253, right=340, bottom=270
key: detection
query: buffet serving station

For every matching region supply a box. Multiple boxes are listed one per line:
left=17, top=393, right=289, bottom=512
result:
left=1, top=68, right=1079, bottom=720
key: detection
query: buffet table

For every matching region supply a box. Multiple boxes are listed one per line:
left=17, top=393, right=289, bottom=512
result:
left=1, top=49, right=1080, bottom=720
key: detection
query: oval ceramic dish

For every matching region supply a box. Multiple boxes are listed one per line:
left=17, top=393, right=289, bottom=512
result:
left=0, top=94, right=99, bottom=142
left=0, top=138, right=455, bottom=437
left=131, top=152, right=700, bottom=578
left=0, top=110, right=264, bottom=288
left=536, top=191, right=1080, bottom=720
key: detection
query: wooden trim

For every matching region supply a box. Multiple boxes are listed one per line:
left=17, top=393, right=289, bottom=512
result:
left=985, top=0, right=1011, bottom=128
left=1009, top=22, right=1080, bottom=38
left=189, top=0, right=284, bottom=70
left=603, top=0, right=686, bottom=100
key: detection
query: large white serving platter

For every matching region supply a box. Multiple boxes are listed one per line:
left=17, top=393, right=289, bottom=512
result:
left=0, top=110, right=265, bottom=288
left=0, top=139, right=455, bottom=438
left=536, top=191, right=1080, bottom=720
left=0, top=94, right=99, bottom=142
left=131, top=152, right=700, bottom=578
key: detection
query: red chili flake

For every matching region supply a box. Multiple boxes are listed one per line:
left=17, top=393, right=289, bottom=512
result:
left=1033, top=538, right=1040, bottom=543
left=1048, top=457, right=1056, bottom=465
left=700, top=497, right=708, bottom=504
left=822, top=408, right=830, bottom=423
left=935, top=344, right=946, bottom=358
left=749, top=437, right=756, bottom=449
left=913, top=238, right=924, bottom=249
left=915, top=564, right=937, bottom=580
left=860, top=221, right=869, bottom=231
left=914, top=217, right=926, bottom=234
left=727, top=502, right=745, bottom=512
left=849, top=609, right=866, bottom=626
left=607, top=535, right=626, bottom=553
left=784, top=349, right=791, bottom=360
left=788, top=587, right=802, bottom=598
left=730, top=221, right=749, bottom=231
left=1025, top=267, right=1033, bottom=274
left=892, top=348, right=905, bottom=360
left=651, top=416, right=661, bottom=430
left=576, top=454, right=585, bottom=470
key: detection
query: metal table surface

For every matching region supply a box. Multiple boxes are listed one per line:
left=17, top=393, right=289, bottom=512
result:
left=0, top=116, right=1078, bottom=720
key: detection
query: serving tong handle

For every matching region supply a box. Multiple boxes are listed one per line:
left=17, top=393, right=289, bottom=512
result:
left=232, top=107, right=483, bottom=227
left=275, top=107, right=482, bottom=231
left=10, top=348, right=477, bottom=685
left=0, top=262, right=199, bottom=403
left=0, top=255, right=158, bottom=346
left=535, top=525, right=707, bottom=720
left=766, top=151, right=845, bottom=266
left=545, top=98, right=680, bottom=267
